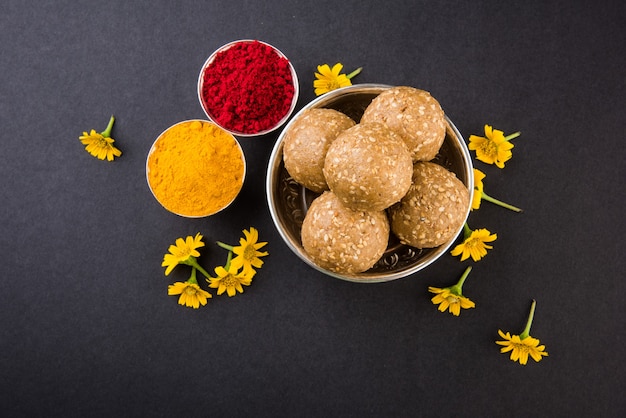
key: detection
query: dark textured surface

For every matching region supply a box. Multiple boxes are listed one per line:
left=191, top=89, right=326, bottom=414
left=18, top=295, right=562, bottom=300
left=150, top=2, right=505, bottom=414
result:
left=1, top=1, right=624, bottom=416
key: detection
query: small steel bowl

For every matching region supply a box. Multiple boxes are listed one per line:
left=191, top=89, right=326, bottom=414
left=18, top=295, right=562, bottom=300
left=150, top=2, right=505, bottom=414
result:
left=197, top=39, right=299, bottom=137
left=266, top=84, right=474, bottom=283
left=146, top=119, right=246, bottom=218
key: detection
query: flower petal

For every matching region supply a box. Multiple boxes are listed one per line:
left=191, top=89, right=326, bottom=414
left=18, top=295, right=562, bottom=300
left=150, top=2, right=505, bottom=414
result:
left=330, top=63, right=344, bottom=76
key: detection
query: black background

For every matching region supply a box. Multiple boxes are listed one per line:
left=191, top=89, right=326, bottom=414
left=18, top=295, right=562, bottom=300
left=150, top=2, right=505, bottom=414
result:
left=1, top=1, right=624, bottom=417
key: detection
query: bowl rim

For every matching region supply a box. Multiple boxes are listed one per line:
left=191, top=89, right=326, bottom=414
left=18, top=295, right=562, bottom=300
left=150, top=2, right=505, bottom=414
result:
left=146, top=119, right=247, bottom=218
left=197, top=39, right=300, bottom=137
left=266, top=83, right=474, bottom=283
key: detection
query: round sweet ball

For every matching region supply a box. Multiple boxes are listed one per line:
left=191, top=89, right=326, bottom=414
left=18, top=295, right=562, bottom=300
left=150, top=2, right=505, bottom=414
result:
left=301, top=191, right=390, bottom=275
left=361, top=86, right=446, bottom=162
left=323, top=122, right=413, bottom=212
left=389, top=162, right=469, bottom=249
left=283, top=108, right=356, bottom=193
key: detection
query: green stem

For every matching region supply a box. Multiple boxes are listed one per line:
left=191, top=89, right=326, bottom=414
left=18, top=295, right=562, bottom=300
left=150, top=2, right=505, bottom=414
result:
left=224, top=251, right=233, bottom=271
left=504, top=131, right=520, bottom=142
left=481, top=192, right=523, bottom=212
left=346, top=67, right=362, bottom=79
left=187, top=267, right=198, bottom=285
left=449, top=266, right=472, bottom=296
left=462, top=222, right=473, bottom=239
left=216, top=241, right=234, bottom=251
left=184, top=257, right=212, bottom=280
left=519, top=300, right=536, bottom=340
left=100, top=115, right=115, bottom=138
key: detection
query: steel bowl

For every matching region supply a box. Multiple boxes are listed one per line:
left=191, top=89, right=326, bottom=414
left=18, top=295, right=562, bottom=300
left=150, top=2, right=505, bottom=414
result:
left=197, top=39, right=299, bottom=137
left=146, top=119, right=246, bottom=218
left=266, top=84, right=474, bottom=282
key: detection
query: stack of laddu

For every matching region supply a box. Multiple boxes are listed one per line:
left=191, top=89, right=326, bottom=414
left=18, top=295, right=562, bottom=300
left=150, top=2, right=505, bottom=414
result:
left=282, top=86, right=469, bottom=275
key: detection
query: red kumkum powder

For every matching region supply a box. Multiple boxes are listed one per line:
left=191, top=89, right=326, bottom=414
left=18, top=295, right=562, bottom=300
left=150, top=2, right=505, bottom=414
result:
left=201, top=41, right=295, bottom=135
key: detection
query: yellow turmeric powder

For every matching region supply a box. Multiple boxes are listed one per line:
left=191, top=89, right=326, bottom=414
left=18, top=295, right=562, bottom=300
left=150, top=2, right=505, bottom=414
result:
left=147, top=120, right=245, bottom=217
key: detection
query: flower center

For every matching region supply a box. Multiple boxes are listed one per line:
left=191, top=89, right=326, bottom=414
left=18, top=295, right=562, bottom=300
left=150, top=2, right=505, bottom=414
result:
left=513, top=342, right=530, bottom=353
left=177, top=249, right=193, bottom=260
left=446, top=295, right=460, bottom=304
left=480, top=140, right=497, bottom=156
left=184, top=286, right=197, bottom=296
left=96, top=137, right=111, bottom=147
left=466, top=238, right=481, bottom=248
left=222, top=274, right=237, bottom=287
left=243, top=245, right=256, bottom=260
left=327, top=80, right=341, bottom=90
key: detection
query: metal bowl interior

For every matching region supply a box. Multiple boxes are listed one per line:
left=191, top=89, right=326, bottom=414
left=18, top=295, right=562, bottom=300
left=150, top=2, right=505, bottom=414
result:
left=266, top=84, right=474, bottom=283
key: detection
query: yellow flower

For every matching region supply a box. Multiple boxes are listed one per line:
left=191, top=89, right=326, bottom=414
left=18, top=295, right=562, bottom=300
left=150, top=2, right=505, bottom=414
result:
left=468, top=125, right=520, bottom=168
left=79, top=115, right=122, bottom=161
left=428, top=266, right=476, bottom=316
left=227, top=227, right=269, bottom=276
left=162, top=233, right=205, bottom=275
left=450, top=223, right=497, bottom=262
left=496, top=300, right=548, bottom=365
left=471, top=168, right=485, bottom=210
left=168, top=270, right=212, bottom=309
left=168, top=282, right=212, bottom=309
left=313, top=63, right=362, bottom=96
left=472, top=168, right=522, bottom=212
left=207, top=264, right=254, bottom=297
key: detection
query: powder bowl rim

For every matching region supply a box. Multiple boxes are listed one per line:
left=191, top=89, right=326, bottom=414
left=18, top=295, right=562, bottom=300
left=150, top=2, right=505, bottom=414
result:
left=146, top=119, right=247, bottom=218
left=196, top=39, right=300, bottom=138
